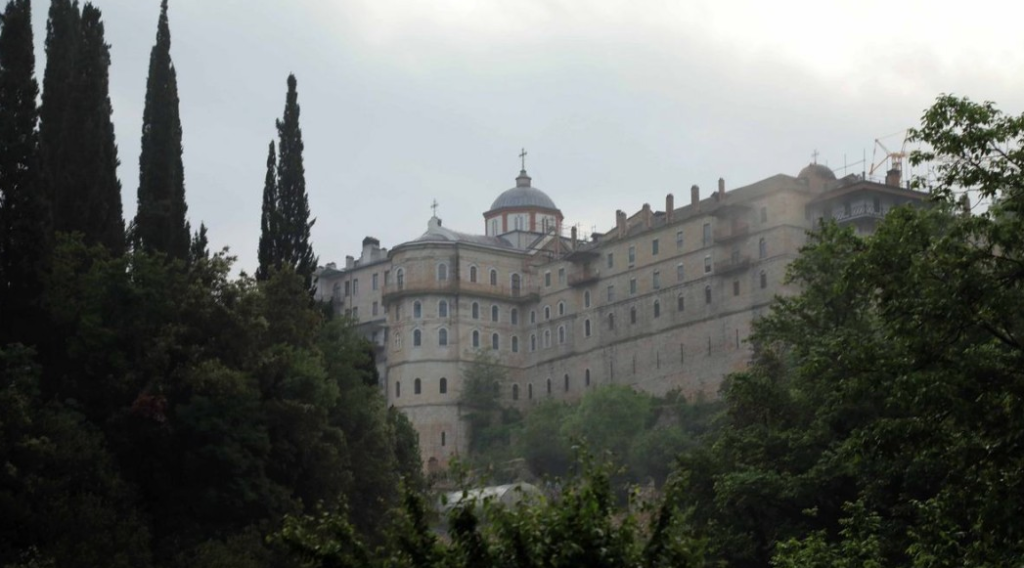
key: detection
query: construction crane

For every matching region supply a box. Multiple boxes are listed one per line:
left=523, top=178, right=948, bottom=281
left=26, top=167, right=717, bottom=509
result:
left=870, top=130, right=909, bottom=178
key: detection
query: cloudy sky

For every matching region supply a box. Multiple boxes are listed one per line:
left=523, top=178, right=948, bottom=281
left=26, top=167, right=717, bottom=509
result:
left=29, top=0, right=1024, bottom=272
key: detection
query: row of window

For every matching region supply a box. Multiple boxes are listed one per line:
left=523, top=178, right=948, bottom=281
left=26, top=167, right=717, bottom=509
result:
left=398, top=271, right=770, bottom=349
left=394, top=372, right=595, bottom=404
left=395, top=376, right=450, bottom=397
left=394, top=265, right=523, bottom=288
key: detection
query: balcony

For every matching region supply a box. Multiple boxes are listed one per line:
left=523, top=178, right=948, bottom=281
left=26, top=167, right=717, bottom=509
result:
left=715, top=255, right=751, bottom=275
left=381, top=279, right=539, bottom=303
left=832, top=204, right=888, bottom=223
left=568, top=268, right=600, bottom=287
left=714, top=222, right=749, bottom=244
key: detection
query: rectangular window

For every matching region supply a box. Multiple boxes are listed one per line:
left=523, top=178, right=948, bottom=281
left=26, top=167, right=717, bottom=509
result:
left=344, top=281, right=351, bottom=296
left=704, top=256, right=712, bottom=274
left=384, top=270, right=390, bottom=285
left=733, top=280, right=740, bottom=296
left=558, top=267, right=565, bottom=284
left=760, top=206, right=767, bottom=223
left=652, top=238, right=659, bottom=256
left=372, top=273, right=379, bottom=290
left=676, top=230, right=683, bottom=249
left=630, top=278, right=637, bottom=295
left=352, top=306, right=359, bottom=319
left=353, top=279, right=359, bottom=295
left=702, top=222, right=711, bottom=246
left=545, top=272, right=552, bottom=287
left=607, top=285, right=615, bottom=302
left=372, top=301, right=379, bottom=316
left=607, top=253, right=614, bottom=269
left=653, top=270, right=661, bottom=289
left=628, top=245, right=636, bottom=266
left=676, top=263, right=684, bottom=282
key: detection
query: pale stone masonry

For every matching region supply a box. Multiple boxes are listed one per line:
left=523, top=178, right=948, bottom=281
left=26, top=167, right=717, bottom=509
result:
left=316, top=163, right=926, bottom=472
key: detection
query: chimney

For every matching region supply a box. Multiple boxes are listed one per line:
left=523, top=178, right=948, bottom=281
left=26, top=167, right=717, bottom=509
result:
left=885, top=168, right=901, bottom=188
left=642, top=203, right=652, bottom=229
left=361, top=236, right=380, bottom=262
left=616, top=210, right=627, bottom=238
left=665, top=193, right=674, bottom=222
left=718, top=177, right=725, bottom=195
left=690, top=184, right=700, bottom=209
left=571, top=226, right=578, bottom=249
left=345, top=255, right=355, bottom=269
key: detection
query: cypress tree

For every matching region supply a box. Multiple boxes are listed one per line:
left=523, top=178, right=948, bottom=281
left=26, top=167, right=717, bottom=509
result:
left=256, top=140, right=277, bottom=281
left=135, top=0, right=187, bottom=260
left=0, top=0, right=44, bottom=345
left=40, top=1, right=123, bottom=254
left=275, top=74, right=316, bottom=290
left=38, top=0, right=78, bottom=240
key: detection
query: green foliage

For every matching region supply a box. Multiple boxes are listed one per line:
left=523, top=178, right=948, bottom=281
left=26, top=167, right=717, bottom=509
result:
left=135, top=0, right=188, bottom=260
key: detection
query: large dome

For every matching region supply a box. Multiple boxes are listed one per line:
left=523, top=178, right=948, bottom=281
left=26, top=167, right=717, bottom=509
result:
left=797, top=163, right=836, bottom=181
left=489, top=170, right=559, bottom=212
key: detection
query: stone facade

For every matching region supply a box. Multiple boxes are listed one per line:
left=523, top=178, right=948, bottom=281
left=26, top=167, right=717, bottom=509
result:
left=316, top=163, right=927, bottom=471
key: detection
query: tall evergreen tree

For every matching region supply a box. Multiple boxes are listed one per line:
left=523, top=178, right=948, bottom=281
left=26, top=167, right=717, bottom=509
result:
left=39, top=1, right=123, bottom=254
left=0, top=0, right=43, bottom=346
left=256, top=140, right=277, bottom=281
left=275, top=74, right=316, bottom=290
left=135, top=0, right=187, bottom=260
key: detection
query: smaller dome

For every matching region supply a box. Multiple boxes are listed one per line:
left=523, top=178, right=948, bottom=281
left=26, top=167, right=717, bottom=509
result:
left=798, top=163, right=836, bottom=181
left=488, top=170, right=559, bottom=212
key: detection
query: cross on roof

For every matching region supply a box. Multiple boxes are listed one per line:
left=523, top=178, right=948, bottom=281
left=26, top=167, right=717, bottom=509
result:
left=811, top=149, right=819, bottom=164
left=519, top=148, right=528, bottom=170
left=431, top=199, right=439, bottom=217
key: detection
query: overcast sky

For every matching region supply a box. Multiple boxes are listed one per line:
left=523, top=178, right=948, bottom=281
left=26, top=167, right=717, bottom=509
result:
left=30, top=0, right=1024, bottom=272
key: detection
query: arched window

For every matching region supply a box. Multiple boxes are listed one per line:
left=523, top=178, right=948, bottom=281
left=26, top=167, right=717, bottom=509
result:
left=585, top=368, right=591, bottom=387
left=677, top=294, right=685, bottom=311
left=608, top=313, right=615, bottom=330
left=630, top=306, right=637, bottom=324
left=437, top=263, right=448, bottom=281
left=395, top=381, right=401, bottom=398
left=491, top=305, right=499, bottom=322
left=469, top=265, right=478, bottom=283
left=512, top=384, right=520, bottom=401
left=546, top=378, right=552, bottom=395
left=413, top=301, right=422, bottom=318
left=511, top=273, right=521, bottom=296
left=512, top=336, right=519, bottom=353
left=759, top=238, right=767, bottom=259
left=511, top=308, right=519, bottom=325
left=558, top=325, right=566, bottom=344
left=544, top=306, right=551, bottom=320
left=438, top=328, right=448, bottom=346
left=414, top=378, right=422, bottom=395
left=396, top=268, right=404, bottom=289
left=441, top=431, right=446, bottom=447
left=472, top=330, right=480, bottom=348
left=472, top=302, right=480, bottom=319
left=585, top=319, right=591, bottom=337
left=528, top=383, right=533, bottom=399
left=544, top=329, right=551, bottom=348
left=530, top=310, right=536, bottom=324
left=564, top=374, right=570, bottom=392
left=760, top=270, right=768, bottom=289
left=530, top=334, right=537, bottom=351
left=584, top=290, right=591, bottom=308
left=439, top=300, right=449, bottom=317
left=490, top=269, right=498, bottom=286
left=413, top=329, right=422, bottom=347
left=653, top=299, right=661, bottom=318
left=705, top=285, right=712, bottom=304
left=439, top=377, right=448, bottom=394
left=492, top=333, right=499, bottom=350
left=558, top=301, right=565, bottom=316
